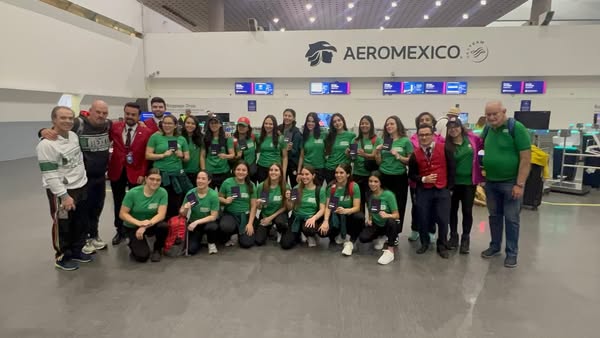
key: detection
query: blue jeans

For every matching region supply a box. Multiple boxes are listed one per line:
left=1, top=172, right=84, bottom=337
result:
left=484, top=181, right=522, bottom=257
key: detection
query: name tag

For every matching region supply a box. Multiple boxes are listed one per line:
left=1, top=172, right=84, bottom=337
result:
left=393, top=147, right=404, bottom=152
left=314, top=139, right=323, bottom=144
left=200, top=207, right=210, bottom=212
left=364, top=144, right=373, bottom=150
left=148, top=203, right=158, bottom=210
left=273, top=195, right=282, bottom=202
left=340, top=141, right=349, bottom=146
left=307, top=197, right=316, bottom=203
left=241, top=193, right=249, bottom=198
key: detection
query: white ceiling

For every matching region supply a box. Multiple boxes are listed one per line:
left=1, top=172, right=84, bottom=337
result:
left=489, top=0, right=600, bottom=26
left=140, top=0, right=528, bottom=32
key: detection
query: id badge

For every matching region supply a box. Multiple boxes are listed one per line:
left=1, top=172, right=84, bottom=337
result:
left=126, top=152, right=134, bottom=165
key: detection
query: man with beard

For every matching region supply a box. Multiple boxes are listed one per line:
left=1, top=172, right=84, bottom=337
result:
left=144, top=97, right=167, bottom=133
left=107, top=103, right=154, bottom=245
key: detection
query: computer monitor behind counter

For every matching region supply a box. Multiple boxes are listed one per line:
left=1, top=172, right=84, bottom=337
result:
left=514, top=111, right=551, bottom=130
left=594, top=112, right=600, bottom=126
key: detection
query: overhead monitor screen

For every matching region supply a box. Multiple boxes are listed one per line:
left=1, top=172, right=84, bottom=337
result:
left=424, top=82, right=445, bottom=94
left=402, top=82, right=424, bottom=94
left=445, top=81, right=468, bottom=95
left=254, top=82, right=274, bottom=95
left=235, top=82, right=254, bottom=94
left=383, top=81, right=402, bottom=95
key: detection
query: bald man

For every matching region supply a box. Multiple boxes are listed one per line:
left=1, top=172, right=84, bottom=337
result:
left=480, top=100, right=531, bottom=268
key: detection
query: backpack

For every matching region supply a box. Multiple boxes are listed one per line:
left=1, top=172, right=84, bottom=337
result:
left=330, top=182, right=355, bottom=200
left=164, top=215, right=187, bottom=257
left=481, top=118, right=516, bottom=142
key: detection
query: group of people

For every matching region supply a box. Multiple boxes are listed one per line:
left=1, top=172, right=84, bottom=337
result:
left=36, top=97, right=531, bottom=271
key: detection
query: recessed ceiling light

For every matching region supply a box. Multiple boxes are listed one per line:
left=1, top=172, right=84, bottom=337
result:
left=480, top=0, right=487, bottom=5
left=346, top=16, right=353, bottom=22
left=273, top=18, right=279, bottom=23
left=462, top=13, right=469, bottom=19
left=384, top=15, right=390, bottom=21
left=280, top=28, right=285, bottom=32
left=391, top=1, right=398, bottom=7
left=348, top=3, right=354, bottom=9
left=306, top=3, right=313, bottom=10
left=309, top=16, right=316, bottom=23
left=424, top=14, right=429, bottom=20
left=380, top=26, right=385, bottom=30
left=435, top=1, right=442, bottom=6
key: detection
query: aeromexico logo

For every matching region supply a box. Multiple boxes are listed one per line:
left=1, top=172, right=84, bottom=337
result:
left=305, top=40, right=488, bottom=66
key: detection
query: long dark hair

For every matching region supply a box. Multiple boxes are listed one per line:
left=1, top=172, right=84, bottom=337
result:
left=183, top=116, right=203, bottom=148
left=355, top=115, right=376, bottom=147
left=232, top=161, right=254, bottom=196
left=203, top=119, right=227, bottom=151
left=278, top=108, right=297, bottom=133
left=160, top=115, right=180, bottom=136
left=233, top=120, right=252, bottom=140
left=302, top=112, right=321, bottom=144
left=383, top=116, right=406, bottom=139
left=445, top=124, right=469, bottom=154
left=262, top=163, right=287, bottom=205
left=324, top=113, right=348, bottom=156
left=368, top=170, right=384, bottom=192
left=414, top=112, right=437, bottom=129
left=258, top=115, right=279, bottom=151
left=297, top=165, right=318, bottom=205
left=330, top=163, right=353, bottom=199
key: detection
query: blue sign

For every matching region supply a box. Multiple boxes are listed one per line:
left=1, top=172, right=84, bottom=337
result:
left=501, top=81, right=523, bottom=94
left=247, top=100, right=257, bottom=112
left=523, top=81, right=546, bottom=94
left=310, top=82, right=330, bottom=95
left=310, top=82, right=350, bottom=95
left=383, top=81, right=402, bottom=95
left=445, top=81, right=468, bottom=95
left=254, top=82, right=273, bottom=95
left=235, top=82, right=253, bottom=94
left=402, top=82, right=424, bottom=94
left=520, top=100, right=531, bottom=112
left=330, top=82, right=350, bottom=94
left=424, top=82, right=445, bottom=94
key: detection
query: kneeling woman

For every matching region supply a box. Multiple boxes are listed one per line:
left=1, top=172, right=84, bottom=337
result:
left=320, top=163, right=364, bottom=256
left=180, top=171, right=220, bottom=255
left=281, top=166, right=326, bottom=249
left=359, top=171, right=400, bottom=265
left=252, top=163, right=290, bottom=246
left=119, top=168, right=169, bottom=262
left=218, top=161, right=257, bottom=248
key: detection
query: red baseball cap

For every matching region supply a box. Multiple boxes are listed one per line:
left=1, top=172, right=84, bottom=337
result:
left=237, top=117, right=251, bottom=126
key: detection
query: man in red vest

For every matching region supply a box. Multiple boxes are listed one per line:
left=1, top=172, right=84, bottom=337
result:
left=107, top=102, right=154, bottom=245
left=408, top=124, right=456, bottom=258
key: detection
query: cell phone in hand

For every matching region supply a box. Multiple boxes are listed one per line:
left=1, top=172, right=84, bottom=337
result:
left=186, top=193, right=198, bottom=206
left=382, top=137, right=392, bottom=151
left=238, top=138, right=248, bottom=151
left=230, top=186, right=241, bottom=199
left=370, top=199, right=381, bottom=213
left=260, top=190, right=269, bottom=203
left=328, top=196, right=339, bottom=210
left=168, top=140, right=178, bottom=151
left=290, top=188, right=299, bottom=201
left=210, top=143, right=220, bottom=155
left=349, top=143, right=358, bottom=158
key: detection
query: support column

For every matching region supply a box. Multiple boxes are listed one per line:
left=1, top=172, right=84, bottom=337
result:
left=208, top=0, right=224, bottom=32
left=529, top=0, right=552, bottom=25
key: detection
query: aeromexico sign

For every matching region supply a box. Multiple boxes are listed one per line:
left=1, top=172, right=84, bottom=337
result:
left=305, top=40, right=488, bottom=66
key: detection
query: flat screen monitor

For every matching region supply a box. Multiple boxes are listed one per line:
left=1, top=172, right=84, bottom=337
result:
left=446, top=81, right=468, bottom=95
left=254, top=82, right=273, bottom=95
left=316, top=113, right=332, bottom=128
left=514, top=111, right=551, bottom=130
left=402, top=82, right=424, bottom=94
left=424, top=82, right=445, bottom=94
left=522, top=81, right=546, bottom=94
left=235, top=82, right=253, bottom=94
left=140, top=112, right=171, bottom=121
left=383, top=81, right=402, bottom=95
left=594, top=113, right=600, bottom=126
left=329, top=82, right=350, bottom=94
left=501, top=81, right=523, bottom=94
left=310, top=82, right=329, bottom=95
left=458, top=112, right=469, bottom=124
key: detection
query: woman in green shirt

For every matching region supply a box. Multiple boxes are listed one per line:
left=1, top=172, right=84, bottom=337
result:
left=182, top=115, right=203, bottom=184
left=297, top=113, right=327, bottom=185
left=233, top=116, right=258, bottom=181
left=373, top=116, right=412, bottom=239
left=320, top=163, right=364, bottom=256
left=200, top=115, right=235, bottom=190
left=281, top=166, right=326, bottom=250
left=256, top=115, right=288, bottom=183
left=119, top=168, right=169, bottom=263
left=252, top=163, right=290, bottom=246
left=180, top=171, right=220, bottom=255
left=359, top=170, right=400, bottom=265
left=145, top=115, right=192, bottom=218
left=323, top=113, right=356, bottom=184
left=218, top=161, right=257, bottom=249
left=352, top=115, right=382, bottom=211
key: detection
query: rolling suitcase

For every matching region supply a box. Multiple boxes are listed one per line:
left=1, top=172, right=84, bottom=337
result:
left=523, top=164, right=544, bottom=210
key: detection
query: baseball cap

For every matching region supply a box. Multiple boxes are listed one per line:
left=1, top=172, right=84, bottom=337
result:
left=446, top=116, right=462, bottom=128
left=207, top=114, right=221, bottom=123
left=237, top=117, right=250, bottom=127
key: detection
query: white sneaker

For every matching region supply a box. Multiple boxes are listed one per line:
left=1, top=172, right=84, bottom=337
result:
left=301, top=233, right=307, bottom=243
left=91, top=237, right=107, bottom=250
left=208, top=243, right=218, bottom=254
left=225, top=234, right=238, bottom=247
left=307, top=236, right=317, bottom=247
left=377, top=249, right=395, bottom=265
left=342, top=241, right=354, bottom=256
left=374, top=236, right=386, bottom=250
left=276, top=233, right=282, bottom=243
left=334, top=234, right=344, bottom=245
left=82, top=240, right=96, bottom=254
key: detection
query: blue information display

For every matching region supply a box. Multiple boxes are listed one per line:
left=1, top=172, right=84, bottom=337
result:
left=254, top=82, right=274, bottom=95
left=310, top=82, right=350, bottom=95
left=235, top=82, right=254, bottom=94
left=402, top=82, right=424, bottom=94
left=424, top=82, right=445, bottom=94
left=523, top=81, right=546, bottom=94
left=445, top=81, right=468, bottom=95
left=383, top=81, right=402, bottom=95
left=501, top=81, right=523, bottom=94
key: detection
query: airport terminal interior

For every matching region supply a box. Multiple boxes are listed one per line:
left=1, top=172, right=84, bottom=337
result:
left=1, top=0, right=599, bottom=337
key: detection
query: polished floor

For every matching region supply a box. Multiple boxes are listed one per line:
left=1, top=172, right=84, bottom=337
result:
left=1, top=158, right=599, bottom=338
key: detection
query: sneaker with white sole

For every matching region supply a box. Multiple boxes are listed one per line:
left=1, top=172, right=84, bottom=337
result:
left=342, top=241, right=354, bottom=256
left=225, top=234, right=238, bottom=247
left=82, top=240, right=96, bottom=254
left=334, top=234, right=344, bottom=245
left=374, top=236, right=387, bottom=250
left=91, top=237, right=107, bottom=250
left=276, top=233, right=282, bottom=243
left=408, top=231, right=420, bottom=242
left=301, top=233, right=307, bottom=243
left=307, top=236, right=317, bottom=247
left=208, top=243, right=218, bottom=254
left=377, top=249, right=395, bottom=265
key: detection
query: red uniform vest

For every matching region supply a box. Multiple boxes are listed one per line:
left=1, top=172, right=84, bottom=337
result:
left=413, top=143, right=448, bottom=189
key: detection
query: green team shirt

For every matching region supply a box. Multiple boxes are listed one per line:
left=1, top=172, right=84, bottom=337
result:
left=302, top=132, right=327, bottom=169
left=122, top=185, right=168, bottom=228
left=235, top=133, right=257, bottom=165
left=483, top=120, right=531, bottom=182
left=379, top=137, right=413, bottom=175
left=327, top=182, right=360, bottom=209
left=454, top=136, right=474, bottom=185
left=293, top=185, right=326, bottom=218
left=255, top=182, right=290, bottom=217
left=206, top=137, right=234, bottom=174
left=368, top=190, right=398, bottom=227
left=257, top=135, right=286, bottom=167
left=183, top=138, right=201, bottom=174
left=148, top=133, right=189, bottom=172
left=183, top=187, right=220, bottom=222
left=219, top=177, right=255, bottom=214
left=353, top=136, right=383, bottom=177
left=325, top=131, right=356, bottom=170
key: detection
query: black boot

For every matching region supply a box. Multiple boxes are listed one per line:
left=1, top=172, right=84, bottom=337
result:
left=112, top=231, right=124, bottom=245
left=416, top=243, right=429, bottom=254
left=459, top=236, right=470, bottom=254
left=448, top=233, right=459, bottom=250
left=437, top=244, right=449, bottom=259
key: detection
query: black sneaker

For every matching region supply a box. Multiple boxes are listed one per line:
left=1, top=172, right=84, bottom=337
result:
left=72, top=252, right=94, bottom=263
left=459, top=238, right=470, bottom=254
left=504, top=256, right=518, bottom=268
left=55, top=258, right=79, bottom=271
left=481, top=247, right=501, bottom=259
left=437, top=245, right=449, bottom=259
left=150, top=250, right=162, bottom=262
left=416, top=244, right=429, bottom=254
left=448, top=234, right=459, bottom=250
left=112, top=232, right=125, bottom=245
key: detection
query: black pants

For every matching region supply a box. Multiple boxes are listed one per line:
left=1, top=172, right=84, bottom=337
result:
left=253, top=213, right=289, bottom=246
left=111, top=168, right=139, bottom=235
left=209, top=172, right=229, bottom=191
left=380, top=173, right=409, bottom=233
left=323, top=169, right=336, bottom=186
left=359, top=219, right=400, bottom=248
left=416, top=187, right=450, bottom=247
left=450, top=184, right=476, bottom=239
left=353, top=175, right=369, bottom=212
left=46, top=186, right=88, bottom=260
left=187, top=221, right=219, bottom=255
left=219, top=212, right=256, bottom=249
left=86, top=175, right=106, bottom=238
left=162, top=183, right=184, bottom=220
left=125, top=222, right=169, bottom=262
left=286, top=164, right=297, bottom=187
left=410, top=186, right=434, bottom=234
left=279, top=214, right=323, bottom=250
left=322, top=212, right=365, bottom=242
left=256, top=164, right=269, bottom=183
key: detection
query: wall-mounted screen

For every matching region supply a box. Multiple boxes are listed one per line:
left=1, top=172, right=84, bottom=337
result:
left=402, top=82, right=424, bottom=94
left=445, top=81, right=468, bottom=95
left=316, top=113, right=333, bottom=127
left=424, top=82, right=445, bottom=94
left=310, top=82, right=350, bottom=95
left=522, top=81, right=546, bottom=94
left=254, top=82, right=274, bottom=95
left=310, top=82, right=329, bottom=95
left=593, top=113, right=600, bottom=126
left=383, top=81, right=402, bottom=95
left=329, top=82, right=350, bottom=94
left=501, top=81, right=523, bottom=94
left=459, top=112, right=469, bottom=124
left=514, top=111, right=551, bottom=130
left=235, top=82, right=254, bottom=94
